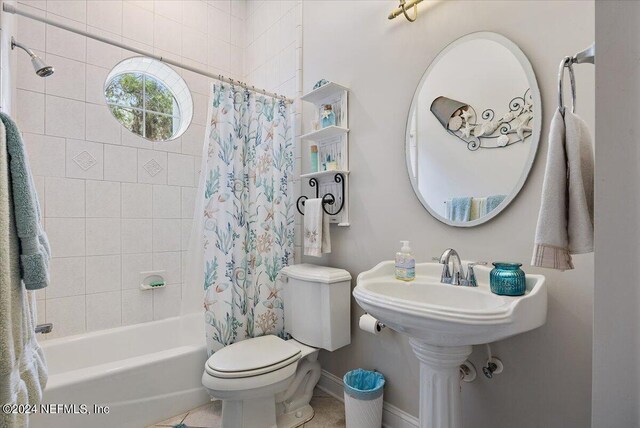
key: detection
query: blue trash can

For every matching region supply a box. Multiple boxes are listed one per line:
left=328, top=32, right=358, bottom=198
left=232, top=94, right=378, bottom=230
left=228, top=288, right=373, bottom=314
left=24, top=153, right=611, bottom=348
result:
left=343, top=369, right=385, bottom=428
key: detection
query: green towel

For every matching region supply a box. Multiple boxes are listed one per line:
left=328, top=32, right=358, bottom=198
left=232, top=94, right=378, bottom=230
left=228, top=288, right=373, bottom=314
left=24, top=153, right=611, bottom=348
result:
left=0, top=113, right=50, bottom=290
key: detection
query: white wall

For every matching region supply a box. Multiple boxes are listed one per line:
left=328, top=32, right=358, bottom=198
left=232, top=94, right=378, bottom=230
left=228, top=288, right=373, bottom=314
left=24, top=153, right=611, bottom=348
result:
left=302, top=1, right=594, bottom=426
left=12, top=0, right=299, bottom=339
left=592, top=2, right=640, bottom=426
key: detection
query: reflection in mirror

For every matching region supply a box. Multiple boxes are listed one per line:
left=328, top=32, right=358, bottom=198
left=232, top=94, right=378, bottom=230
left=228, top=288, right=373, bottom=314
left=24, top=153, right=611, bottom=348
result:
left=406, top=32, right=541, bottom=227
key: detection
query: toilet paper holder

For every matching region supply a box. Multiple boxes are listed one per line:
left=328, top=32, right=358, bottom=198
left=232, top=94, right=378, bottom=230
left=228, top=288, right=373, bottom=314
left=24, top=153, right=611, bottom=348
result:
left=359, top=313, right=386, bottom=334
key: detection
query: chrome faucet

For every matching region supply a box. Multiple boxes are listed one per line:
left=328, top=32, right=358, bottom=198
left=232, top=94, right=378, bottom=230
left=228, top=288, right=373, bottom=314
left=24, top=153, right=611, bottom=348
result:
left=437, top=249, right=486, bottom=287
left=439, top=248, right=464, bottom=285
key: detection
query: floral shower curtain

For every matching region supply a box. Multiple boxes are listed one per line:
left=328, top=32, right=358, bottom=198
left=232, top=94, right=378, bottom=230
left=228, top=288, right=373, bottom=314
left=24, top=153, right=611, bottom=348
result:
left=199, top=82, right=294, bottom=356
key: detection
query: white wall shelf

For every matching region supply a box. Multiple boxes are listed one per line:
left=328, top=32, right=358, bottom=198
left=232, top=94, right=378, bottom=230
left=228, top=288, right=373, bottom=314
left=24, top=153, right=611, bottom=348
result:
left=301, top=81, right=350, bottom=105
left=300, top=169, right=350, bottom=180
left=301, top=126, right=349, bottom=141
left=299, top=81, right=350, bottom=226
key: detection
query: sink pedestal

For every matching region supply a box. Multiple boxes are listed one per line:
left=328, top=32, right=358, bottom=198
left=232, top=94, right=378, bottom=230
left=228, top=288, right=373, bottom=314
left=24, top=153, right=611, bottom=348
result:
left=409, top=339, right=473, bottom=428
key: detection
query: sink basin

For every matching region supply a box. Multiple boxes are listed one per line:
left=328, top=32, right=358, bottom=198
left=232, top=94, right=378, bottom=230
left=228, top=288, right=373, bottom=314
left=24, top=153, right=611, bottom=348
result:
left=353, top=261, right=547, bottom=428
left=353, top=261, right=547, bottom=347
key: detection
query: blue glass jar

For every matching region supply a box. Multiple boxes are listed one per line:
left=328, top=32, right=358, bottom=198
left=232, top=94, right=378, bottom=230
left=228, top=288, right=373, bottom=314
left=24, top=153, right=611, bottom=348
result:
left=321, top=104, right=336, bottom=128
left=490, top=262, right=526, bottom=296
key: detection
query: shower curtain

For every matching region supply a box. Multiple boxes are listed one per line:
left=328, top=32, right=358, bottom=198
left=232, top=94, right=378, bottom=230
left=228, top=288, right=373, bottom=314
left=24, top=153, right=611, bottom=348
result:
left=192, top=82, right=294, bottom=355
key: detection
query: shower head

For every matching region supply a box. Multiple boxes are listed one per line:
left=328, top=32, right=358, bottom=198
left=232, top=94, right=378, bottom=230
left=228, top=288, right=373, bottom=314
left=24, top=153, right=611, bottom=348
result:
left=11, top=37, right=54, bottom=77
left=31, top=56, right=54, bottom=77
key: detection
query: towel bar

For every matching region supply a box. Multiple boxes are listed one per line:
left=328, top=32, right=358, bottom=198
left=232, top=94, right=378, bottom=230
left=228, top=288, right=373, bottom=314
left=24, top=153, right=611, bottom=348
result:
left=296, top=173, right=345, bottom=216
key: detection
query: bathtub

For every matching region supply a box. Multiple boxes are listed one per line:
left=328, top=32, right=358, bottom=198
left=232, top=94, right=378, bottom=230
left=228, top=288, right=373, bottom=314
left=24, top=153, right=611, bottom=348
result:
left=31, top=312, right=211, bottom=428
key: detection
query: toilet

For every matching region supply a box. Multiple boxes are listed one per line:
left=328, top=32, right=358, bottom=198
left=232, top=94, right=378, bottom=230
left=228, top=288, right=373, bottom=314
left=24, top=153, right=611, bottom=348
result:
left=202, top=264, right=352, bottom=428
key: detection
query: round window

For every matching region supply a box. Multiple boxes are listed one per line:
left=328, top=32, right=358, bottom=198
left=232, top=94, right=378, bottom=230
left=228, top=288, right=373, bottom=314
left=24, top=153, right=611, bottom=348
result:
left=104, top=57, right=193, bottom=142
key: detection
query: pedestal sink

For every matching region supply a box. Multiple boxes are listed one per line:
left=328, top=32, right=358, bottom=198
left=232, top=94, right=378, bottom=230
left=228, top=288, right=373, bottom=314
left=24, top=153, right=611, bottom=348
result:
left=353, top=261, right=547, bottom=428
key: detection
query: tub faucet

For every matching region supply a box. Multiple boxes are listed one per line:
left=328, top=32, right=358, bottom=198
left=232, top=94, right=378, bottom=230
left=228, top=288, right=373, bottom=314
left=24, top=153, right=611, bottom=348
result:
left=437, top=249, right=487, bottom=287
left=35, top=323, right=53, bottom=334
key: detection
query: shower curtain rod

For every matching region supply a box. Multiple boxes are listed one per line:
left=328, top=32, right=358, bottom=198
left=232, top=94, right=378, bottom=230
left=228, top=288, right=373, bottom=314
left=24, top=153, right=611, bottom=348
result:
left=2, top=3, right=294, bottom=103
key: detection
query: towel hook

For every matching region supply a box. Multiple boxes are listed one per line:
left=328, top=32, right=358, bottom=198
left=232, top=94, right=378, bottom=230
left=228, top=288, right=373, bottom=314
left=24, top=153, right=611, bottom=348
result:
left=558, top=56, right=576, bottom=115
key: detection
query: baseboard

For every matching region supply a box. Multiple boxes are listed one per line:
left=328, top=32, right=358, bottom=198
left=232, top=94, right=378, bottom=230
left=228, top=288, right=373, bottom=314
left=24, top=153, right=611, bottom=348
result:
left=316, top=370, right=419, bottom=428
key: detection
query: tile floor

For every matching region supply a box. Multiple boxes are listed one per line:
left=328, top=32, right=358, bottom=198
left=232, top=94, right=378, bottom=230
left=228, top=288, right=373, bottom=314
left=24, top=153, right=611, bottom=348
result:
left=149, top=388, right=346, bottom=428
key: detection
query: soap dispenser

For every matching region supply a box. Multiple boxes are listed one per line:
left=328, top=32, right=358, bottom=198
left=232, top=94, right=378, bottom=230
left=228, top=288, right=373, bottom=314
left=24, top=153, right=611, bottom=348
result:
left=395, top=240, right=415, bottom=282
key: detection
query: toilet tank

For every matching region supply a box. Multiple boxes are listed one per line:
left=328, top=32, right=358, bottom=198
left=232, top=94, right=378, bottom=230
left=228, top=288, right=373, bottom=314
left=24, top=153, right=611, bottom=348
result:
left=280, top=264, right=351, bottom=352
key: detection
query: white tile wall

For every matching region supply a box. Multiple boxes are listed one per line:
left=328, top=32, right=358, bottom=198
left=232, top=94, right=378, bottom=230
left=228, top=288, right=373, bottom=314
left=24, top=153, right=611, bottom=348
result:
left=85, top=65, right=109, bottom=105
left=86, top=291, right=122, bottom=331
left=152, top=283, right=181, bottom=319
left=45, top=54, right=86, bottom=101
left=46, top=18, right=87, bottom=62
left=152, top=219, right=181, bottom=252
left=45, top=218, right=85, bottom=257
left=152, top=185, right=181, bottom=219
left=122, top=288, right=153, bottom=325
left=86, top=180, right=121, bottom=218
left=66, top=139, right=103, bottom=180
left=45, top=95, right=85, bottom=139
left=121, top=218, right=152, bottom=253
left=16, top=90, right=45, bottom=134
left=153, top=251, right=181, bottom=285
left=46, top=295, right=86, bottom=338
left=138, top=149, right=168, bottom=185
left=87, top=0, right=123, bottom=35
left=16, top=0, right=301, bottom=338
left=86, top=104, right=121, bottom=144
left=121, top=252, right=152, bottom=289
left=46, top=1, right=87, bottom=24
left=104, top=145, right=137, bottom=182
left=122, top=3, right=154, bottom=46
left=23, top=133, right=65, bottom=177
left=49, top=257, right=85, bottom=298
left=181, top=187, right=197, bottom=218
left=86, top=255, right=121, bottom=293
left=45, top=177, right=85, bottom=217
left=168, top=153, right=194, bottom=186
left=122, top=183, right=152, bottom=218
left=86, top=218, right=121, bottom=255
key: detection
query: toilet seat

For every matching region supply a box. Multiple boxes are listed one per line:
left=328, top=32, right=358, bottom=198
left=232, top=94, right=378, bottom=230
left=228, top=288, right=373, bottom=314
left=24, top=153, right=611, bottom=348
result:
left=205, top=335, right=302, bottom=379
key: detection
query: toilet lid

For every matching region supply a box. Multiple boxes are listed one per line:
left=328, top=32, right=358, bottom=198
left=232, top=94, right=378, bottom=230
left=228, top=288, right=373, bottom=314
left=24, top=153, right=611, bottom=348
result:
left=206, top=335, right=302, bottom=379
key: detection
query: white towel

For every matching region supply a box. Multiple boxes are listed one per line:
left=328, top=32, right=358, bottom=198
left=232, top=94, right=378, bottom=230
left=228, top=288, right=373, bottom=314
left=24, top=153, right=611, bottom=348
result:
left=0, top=120, right=48, bottom=428
left=470, top=197, right=485, bottom=220
left=532, top=110, right=594, bottom=270
left=303, top=198, right=331, bottom=257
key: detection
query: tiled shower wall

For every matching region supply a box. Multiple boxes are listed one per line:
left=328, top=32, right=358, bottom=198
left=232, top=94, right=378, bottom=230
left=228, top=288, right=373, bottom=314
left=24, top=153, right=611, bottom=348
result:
left=14, top=0, right=300, bottom=339
left=243, top=0, right=303, bottom=260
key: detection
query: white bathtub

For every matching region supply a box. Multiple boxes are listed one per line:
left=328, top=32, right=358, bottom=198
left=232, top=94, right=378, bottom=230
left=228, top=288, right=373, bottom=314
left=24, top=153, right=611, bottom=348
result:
left=31, top=312, right=210, bottom=428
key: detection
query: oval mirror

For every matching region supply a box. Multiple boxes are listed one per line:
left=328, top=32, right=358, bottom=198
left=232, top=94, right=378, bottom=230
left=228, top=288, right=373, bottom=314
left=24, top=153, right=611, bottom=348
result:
left=406, top=32, right=541, bottom=227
